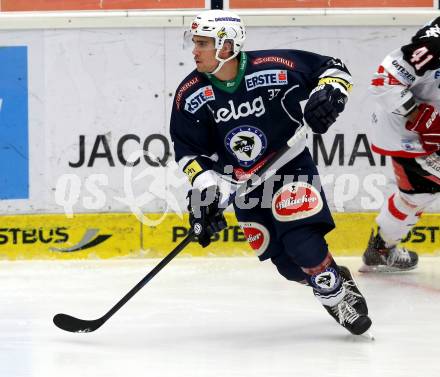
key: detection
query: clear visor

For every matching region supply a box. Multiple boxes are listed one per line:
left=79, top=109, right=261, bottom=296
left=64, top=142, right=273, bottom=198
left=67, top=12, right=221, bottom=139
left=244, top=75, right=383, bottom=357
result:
left=183, top=30, right=216, bottom=51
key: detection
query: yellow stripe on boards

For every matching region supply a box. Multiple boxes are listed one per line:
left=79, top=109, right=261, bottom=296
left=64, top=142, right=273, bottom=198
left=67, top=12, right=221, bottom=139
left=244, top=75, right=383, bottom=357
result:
left=141, top=212, right=440, bottom=257
left=0, top=212, right=438, bottom=259
left=0, top=213, right=140, bottom=260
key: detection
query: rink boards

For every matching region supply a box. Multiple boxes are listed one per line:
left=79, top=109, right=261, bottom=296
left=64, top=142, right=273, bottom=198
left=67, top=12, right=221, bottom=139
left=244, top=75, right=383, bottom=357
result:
left=0, top=212, right=438, bottom=259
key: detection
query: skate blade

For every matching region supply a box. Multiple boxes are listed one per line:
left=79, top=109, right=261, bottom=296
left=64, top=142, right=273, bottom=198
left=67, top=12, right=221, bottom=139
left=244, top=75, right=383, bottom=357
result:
left=358, top=264, right=417, bottom=273
left=360, top=331, right=375, bottom=341
left=348, top=330, right=375, bottom=341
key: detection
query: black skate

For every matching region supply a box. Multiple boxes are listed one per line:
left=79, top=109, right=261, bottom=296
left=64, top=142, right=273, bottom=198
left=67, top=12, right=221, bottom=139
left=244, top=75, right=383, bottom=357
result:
left=359, top=229, right=418, bottom=273
left=321, top=266, right=372, bottom=335
left=338, top=266, right=368, bottom=315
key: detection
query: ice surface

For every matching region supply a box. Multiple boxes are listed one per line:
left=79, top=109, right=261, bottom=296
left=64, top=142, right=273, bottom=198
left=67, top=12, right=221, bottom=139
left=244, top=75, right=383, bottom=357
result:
left=1, top=257, right=439, bottom=377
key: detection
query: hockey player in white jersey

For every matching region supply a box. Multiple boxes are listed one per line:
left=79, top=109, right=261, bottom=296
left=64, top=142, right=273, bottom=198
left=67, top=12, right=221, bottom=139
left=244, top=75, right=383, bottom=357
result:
left=360, top=18, right=440, bottom=272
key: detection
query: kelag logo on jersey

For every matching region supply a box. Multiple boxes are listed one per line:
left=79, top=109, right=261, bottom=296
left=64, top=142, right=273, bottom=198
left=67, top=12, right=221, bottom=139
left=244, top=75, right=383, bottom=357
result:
left=225, top=126, right=267, bottom=167
left=213, top=96, right=266, bottom=123
left=184, top=85, right=215, bottom=114
left=245, top=70, right=288, bottom=91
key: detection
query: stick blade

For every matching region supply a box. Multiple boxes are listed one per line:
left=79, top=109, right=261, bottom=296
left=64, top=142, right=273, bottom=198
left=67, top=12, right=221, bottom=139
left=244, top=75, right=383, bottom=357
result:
left=53, top=313, right=103, bottom=333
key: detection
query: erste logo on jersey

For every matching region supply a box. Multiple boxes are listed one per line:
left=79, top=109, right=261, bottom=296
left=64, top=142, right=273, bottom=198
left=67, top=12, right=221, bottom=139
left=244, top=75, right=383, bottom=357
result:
left=184, top=86, right=215, bottom=114
left=225, top=126, right=267, bottom=167
left=245, top=70, right=288, bottom=91
left=239, top=222, right=270, bottom=257
left=272, top=182, right=323, bottom=222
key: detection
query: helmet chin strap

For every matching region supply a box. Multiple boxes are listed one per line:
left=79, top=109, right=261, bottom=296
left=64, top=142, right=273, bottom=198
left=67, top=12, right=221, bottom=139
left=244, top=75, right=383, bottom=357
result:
left=208, top=49, right=238, bottom=75
left=208, top=60, right=225, bottom=75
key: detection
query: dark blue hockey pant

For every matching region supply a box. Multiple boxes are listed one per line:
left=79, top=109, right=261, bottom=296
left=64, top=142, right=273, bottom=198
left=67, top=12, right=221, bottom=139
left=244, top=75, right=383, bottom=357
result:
left=233, top=148, right=336, bottom=285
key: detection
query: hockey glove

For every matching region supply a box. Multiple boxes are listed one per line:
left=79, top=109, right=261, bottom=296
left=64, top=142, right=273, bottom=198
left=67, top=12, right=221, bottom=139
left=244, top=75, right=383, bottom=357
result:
left=304, top=84, right=347, bottom=134
left=405, top=103, right=440, bottom=153
left=188, top=185, right=227, bottom=248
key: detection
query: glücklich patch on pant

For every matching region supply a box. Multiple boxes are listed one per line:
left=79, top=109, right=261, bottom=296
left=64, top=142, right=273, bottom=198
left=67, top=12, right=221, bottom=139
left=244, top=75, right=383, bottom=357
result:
left=239, top=222, right=269, bottom=257
left=272, top=182, right=323, bottom=222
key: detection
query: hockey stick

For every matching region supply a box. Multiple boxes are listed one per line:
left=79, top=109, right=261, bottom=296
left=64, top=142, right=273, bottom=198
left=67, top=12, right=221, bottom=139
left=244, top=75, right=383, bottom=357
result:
left=53, top=125, right=308, bottom=333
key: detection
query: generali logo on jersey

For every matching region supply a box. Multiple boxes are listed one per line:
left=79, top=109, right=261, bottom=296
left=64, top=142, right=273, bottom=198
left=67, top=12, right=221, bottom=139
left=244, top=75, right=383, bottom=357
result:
left=184, top=85, right=215, bottom=114
left=176, top=76, right=200, bottom=110
left=239, top=222, right=269, bottom=257
left=245, top=69, right=288, bottom=91
left=213, top=96, right=266, bottom=123
left=252, top=56, right=295, bottom=69
left=272, top=182, right=323, bottom=222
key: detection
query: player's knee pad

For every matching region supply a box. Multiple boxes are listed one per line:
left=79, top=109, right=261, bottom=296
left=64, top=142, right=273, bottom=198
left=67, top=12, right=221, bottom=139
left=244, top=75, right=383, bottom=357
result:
left=271, top=252, right=308, bottom=284
left=281, top=227, right=329, bottom=268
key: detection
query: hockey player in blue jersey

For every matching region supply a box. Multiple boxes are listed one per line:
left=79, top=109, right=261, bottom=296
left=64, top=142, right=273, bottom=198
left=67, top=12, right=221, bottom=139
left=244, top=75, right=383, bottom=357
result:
left=170, top=9, right=372, bottom=335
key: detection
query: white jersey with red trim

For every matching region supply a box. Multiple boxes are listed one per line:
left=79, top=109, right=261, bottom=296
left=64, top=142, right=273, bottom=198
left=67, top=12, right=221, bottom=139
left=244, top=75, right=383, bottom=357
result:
left=369, top=17, right=440, bottom=157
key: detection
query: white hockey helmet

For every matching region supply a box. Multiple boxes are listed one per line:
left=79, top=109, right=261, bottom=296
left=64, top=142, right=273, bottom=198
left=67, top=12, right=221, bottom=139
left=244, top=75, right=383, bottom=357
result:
left=187, top=10, right=246, bottom=74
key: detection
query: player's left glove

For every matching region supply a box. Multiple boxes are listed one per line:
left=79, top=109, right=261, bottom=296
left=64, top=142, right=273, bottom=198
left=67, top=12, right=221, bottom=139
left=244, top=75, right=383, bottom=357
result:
left=187, top=185, right=227, bottom=248
left=304, top=84, right=347, bottom=134
left=405, top=103, right=440, bottom=153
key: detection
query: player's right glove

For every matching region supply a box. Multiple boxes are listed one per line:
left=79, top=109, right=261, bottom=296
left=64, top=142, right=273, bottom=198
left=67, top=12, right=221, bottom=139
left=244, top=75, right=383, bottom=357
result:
left=187, top=185, right=227, bottom=248
left=405, top=103, right=440, bottom=153
left=304, top=84, right=347, bottom=134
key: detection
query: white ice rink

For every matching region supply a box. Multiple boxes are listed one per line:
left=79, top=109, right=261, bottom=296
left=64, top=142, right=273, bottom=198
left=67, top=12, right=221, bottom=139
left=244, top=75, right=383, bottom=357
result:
left=1, top=256, right=440, bottom=377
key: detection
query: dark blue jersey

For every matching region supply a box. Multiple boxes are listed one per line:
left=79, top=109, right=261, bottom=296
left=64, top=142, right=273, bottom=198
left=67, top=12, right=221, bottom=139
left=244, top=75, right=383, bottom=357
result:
left=170, top=49, right=352, bottom=186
